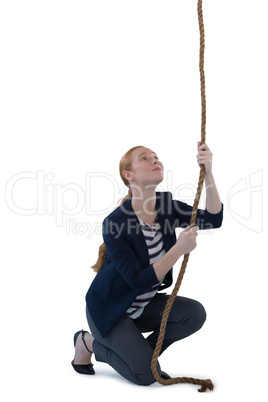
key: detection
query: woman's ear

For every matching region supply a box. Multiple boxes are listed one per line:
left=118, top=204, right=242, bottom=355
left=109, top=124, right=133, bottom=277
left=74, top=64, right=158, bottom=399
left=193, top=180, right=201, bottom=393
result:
left=122, top=170, right=133, bottom=182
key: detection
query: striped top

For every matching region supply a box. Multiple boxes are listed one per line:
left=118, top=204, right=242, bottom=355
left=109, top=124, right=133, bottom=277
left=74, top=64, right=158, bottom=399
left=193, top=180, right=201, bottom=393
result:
left=126, top=215, right=166, bottom=319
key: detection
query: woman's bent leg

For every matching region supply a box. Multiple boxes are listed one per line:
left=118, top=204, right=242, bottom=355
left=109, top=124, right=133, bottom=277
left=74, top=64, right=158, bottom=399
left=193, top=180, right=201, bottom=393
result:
left=135, top=294, right=207, bottom=355
left=86, top=307, right=161, bottom=386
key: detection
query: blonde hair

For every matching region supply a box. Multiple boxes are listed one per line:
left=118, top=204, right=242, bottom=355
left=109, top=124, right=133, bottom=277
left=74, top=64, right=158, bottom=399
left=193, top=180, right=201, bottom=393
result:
left=91, top=146, right=143, bottom=272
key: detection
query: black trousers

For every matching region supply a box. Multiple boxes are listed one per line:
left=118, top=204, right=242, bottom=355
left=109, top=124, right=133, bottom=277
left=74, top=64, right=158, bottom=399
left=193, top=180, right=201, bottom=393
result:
left=86, top=293, right=206, bottom=386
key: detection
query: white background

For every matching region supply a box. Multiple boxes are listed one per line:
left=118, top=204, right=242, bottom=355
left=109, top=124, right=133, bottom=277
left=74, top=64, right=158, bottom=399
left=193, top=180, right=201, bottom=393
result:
left=1, top=0, right=267, bottom=400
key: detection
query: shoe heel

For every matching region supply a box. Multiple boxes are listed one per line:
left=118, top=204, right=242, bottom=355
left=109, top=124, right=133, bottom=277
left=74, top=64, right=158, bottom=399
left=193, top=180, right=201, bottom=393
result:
left=73, top=330, right=82, bottom=347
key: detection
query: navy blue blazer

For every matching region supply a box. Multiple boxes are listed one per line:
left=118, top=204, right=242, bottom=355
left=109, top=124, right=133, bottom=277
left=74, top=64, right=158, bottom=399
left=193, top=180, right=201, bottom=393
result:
left=86, top=191, right=223, bottom=337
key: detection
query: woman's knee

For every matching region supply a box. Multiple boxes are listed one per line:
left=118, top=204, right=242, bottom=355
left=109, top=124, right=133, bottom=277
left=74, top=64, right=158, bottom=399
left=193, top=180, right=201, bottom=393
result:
left=191, top=300, right=207, bottom=331
left=173, top=296, right=207, bottom=332
left=133, top=371, right=155, bottom=386
left=132, top=360, right=161, bottom=386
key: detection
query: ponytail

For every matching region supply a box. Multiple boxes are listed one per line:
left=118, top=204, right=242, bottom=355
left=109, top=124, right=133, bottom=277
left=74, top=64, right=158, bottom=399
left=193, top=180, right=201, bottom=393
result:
left=91, top=188, right=132, bottom=273
left=91, top=241, right=107, bottom=273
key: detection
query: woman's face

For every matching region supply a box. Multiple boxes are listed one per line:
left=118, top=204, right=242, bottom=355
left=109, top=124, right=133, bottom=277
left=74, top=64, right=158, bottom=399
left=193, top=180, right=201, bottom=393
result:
left=124, top=147, right=164, bottom=189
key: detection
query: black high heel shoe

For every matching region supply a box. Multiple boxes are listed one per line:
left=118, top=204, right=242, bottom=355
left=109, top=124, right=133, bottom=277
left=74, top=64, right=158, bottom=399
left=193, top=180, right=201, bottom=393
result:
left=71, top=329, right=95, bottom=375
left=161, top=371, right=171, bottom=380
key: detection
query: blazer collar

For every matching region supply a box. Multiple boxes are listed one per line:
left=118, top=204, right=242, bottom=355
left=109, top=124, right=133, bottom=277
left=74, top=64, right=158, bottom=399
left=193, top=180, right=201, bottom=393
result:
left=120, top=193, right=168, bottom=230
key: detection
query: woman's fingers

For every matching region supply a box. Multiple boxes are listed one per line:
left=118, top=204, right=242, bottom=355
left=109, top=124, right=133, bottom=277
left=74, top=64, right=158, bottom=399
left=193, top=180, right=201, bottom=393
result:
left=190, top=226, right=199, bottom=235
left=184, top=225, right=199, bottom=235
left=196, top=143, right=212, bottom=172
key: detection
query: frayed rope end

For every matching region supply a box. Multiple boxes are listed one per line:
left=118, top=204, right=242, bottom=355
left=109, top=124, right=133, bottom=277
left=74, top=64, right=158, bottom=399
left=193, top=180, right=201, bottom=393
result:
left=198, top=380, right=214, bottom=393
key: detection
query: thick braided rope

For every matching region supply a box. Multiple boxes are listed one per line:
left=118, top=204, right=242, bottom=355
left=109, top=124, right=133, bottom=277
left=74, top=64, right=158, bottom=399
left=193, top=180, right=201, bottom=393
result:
left=150, top=0, right=214, bottom=393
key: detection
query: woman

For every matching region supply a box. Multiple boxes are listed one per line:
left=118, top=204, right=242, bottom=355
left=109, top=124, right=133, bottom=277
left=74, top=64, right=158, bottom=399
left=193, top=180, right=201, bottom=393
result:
left=71, top=143, right=223, bottom=385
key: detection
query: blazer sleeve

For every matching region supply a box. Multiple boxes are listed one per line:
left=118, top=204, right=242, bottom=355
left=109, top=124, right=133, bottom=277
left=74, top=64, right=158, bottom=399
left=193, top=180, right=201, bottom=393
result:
left=172, top=197, right=223, bottom=229
left=102, top=219, right=159, bottom=294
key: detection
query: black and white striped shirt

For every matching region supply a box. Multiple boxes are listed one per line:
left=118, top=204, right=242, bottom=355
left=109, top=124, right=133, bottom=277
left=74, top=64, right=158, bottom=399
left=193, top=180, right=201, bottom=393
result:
left=126, top=216, right=166, bottom=319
